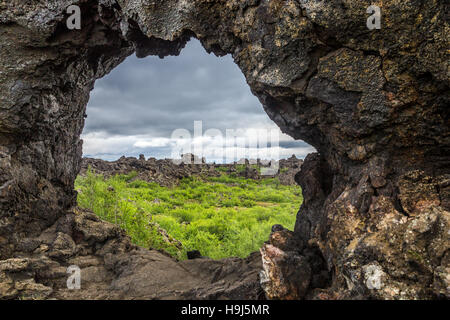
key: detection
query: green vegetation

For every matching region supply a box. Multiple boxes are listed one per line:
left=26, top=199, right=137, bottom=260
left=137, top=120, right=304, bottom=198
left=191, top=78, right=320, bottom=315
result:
left=215, top=164, right=259, bottom=174
left=75, top=169, right=302, bottom=260
left=215, top=166, right=229, bottom=173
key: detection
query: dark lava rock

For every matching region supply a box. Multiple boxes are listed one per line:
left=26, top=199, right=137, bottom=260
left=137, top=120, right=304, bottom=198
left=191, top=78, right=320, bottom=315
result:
left=80, top=155, right=303, bottom=187
left=0, top=0, right=448, bottom=300
left=187, top=250, right=203, bottom=260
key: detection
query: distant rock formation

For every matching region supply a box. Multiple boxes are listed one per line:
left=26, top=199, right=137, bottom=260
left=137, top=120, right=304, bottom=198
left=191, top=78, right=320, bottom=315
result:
left=80, top=155, right=304, bottom=186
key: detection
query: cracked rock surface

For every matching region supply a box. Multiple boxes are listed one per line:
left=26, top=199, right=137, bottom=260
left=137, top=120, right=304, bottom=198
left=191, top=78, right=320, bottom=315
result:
left=0, top=0, right=448, bottom=299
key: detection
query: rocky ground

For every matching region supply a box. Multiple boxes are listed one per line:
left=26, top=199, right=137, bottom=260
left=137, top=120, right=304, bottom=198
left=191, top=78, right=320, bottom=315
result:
left=0, top=207, right=264, bottom=300
left=0, top=0, right=448, bottom=300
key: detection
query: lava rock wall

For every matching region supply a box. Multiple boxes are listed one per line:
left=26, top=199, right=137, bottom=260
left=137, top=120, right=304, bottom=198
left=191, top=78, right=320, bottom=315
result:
left=0, top=0, right=448, bottom=299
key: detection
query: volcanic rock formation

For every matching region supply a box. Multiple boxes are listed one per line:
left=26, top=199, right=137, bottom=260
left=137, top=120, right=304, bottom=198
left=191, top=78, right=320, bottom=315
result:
left=0, top=0, right=448, bottom=299
left=80, top=155, right=303, bottom=186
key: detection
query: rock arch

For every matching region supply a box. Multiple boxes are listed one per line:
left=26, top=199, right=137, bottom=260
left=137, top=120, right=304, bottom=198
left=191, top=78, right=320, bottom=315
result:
left=0, top=0, right=448, bottom=299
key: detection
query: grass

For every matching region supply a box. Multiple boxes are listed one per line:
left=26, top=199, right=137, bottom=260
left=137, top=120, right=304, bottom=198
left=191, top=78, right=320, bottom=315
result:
left=75, top=169, right=302, bottom=260
left=280, top=167, right=289, bottom=173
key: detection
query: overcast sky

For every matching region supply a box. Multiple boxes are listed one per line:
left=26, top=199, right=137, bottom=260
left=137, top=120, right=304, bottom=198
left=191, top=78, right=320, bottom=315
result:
left=82, top=39, right=314, bottom=163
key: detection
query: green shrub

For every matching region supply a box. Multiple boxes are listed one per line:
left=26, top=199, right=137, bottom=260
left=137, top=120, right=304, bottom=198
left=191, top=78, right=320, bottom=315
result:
left=280, top=167, right=289, bottom=173
left=75, top=168, right=303, bottom=260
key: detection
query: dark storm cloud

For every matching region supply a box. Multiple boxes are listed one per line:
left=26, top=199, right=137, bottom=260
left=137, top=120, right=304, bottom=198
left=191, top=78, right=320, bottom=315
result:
left=83, top=38, right=314, bottom=160
left=85, top=39, right=261, bottom=137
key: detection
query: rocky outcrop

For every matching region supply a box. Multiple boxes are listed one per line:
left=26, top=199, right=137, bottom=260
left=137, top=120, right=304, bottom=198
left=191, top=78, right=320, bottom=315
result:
left=80, top=154, right=303, bottom=186
left=0, top=0, right=448, bottom=299
left=0, top=207, right=262, bottom=300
